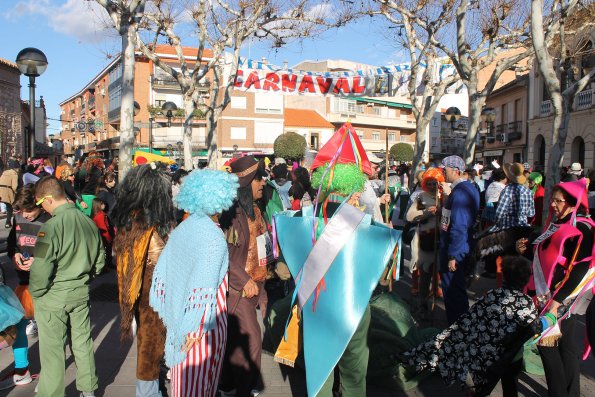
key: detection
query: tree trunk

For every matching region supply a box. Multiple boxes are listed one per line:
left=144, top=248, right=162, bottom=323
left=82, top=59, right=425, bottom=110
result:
left=182, top=97, right=194, bottom=170
left=206, top=110, right=218, bottom=169
left=543, top=95, right=571, bottom=223
left=410, top=117, right=430, bottom=188
left=464, top=94, right=484, bottom=166
left=531, top=0, right=563, bottom=223
left=118, top=24, right=136, bottom=179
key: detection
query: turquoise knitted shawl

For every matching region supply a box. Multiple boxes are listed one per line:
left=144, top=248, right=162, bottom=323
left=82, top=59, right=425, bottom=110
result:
left=150, top=213, right=229, bottom=367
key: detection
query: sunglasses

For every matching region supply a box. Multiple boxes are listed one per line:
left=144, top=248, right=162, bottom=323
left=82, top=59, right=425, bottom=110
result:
left=551, top=198, right=567, bottom=205
left=35, top=195, right=53, bottom=207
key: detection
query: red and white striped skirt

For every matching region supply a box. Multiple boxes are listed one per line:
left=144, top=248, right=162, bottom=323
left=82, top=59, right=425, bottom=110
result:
left=170, top=275, right=228, bottom=397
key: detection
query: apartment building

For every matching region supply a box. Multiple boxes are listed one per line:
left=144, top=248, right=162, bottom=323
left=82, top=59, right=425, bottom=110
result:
left=286, top=60, right=417, bottom=155
left=220, top=58, right=418, bottom=164
left=59, top=45, right=213, bottom=161
left=60, top=53, right=449, bottom=165
left=475, top=75, right=529, bottom=166
left=0, top=58, right=24, bottom=161
left=527, top=43, right=595, bottom=172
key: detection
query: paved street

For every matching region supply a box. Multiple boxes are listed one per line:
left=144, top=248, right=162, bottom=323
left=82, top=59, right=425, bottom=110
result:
left=0, top=217, right=594, bottom=396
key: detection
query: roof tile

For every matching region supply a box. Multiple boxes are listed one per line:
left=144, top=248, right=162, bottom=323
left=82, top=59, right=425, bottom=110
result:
left=284, top=108, right=333, bottom=129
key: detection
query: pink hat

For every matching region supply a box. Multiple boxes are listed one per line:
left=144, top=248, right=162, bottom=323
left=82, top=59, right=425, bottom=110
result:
left=555, top=178, right=589, bottom=211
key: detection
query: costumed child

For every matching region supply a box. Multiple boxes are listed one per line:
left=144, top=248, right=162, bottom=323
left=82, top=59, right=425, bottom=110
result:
left=0, top=283, right=25, bottom=354
left=273, top=122, right=401, bottom=397
left=402, top=255, right=540, bottom=396
left=517, top=178, right=595, bottom=397
left=91, top=198, right=115, bottom=270
left=150, top=169, right=238, bottom=397
left=111, top=163, right=176, bottom=396
left=78, top=152, right=105, bottom=216
left=0, top=185, right=50, bottom=390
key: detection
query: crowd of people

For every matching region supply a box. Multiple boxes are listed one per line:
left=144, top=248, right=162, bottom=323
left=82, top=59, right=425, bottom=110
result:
left=0, top=131, right=593, bottom=397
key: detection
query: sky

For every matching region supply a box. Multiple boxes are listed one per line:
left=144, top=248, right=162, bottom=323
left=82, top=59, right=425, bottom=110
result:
left=0, top=0, right=407, bottom=134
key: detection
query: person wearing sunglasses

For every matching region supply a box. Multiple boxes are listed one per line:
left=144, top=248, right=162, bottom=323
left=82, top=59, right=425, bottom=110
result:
left=29, top=177, right=105, bottom=397
left=517, top=179, right=595, bottom=397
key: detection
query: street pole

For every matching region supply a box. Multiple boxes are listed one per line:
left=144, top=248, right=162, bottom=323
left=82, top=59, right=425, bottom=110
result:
left=28, top=76, right=36, bottom=158
left=149, top=117, right=153, bottom=153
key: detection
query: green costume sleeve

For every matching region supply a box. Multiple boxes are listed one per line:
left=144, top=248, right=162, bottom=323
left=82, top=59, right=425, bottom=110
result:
left=93, top=240, right=106, bottom=277
left=30, top=224, right=58, bottom=298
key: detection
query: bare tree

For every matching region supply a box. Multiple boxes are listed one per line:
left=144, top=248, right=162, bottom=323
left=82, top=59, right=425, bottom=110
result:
left=426, top=0, right=534, bottom=165
left=134, top=0, right=353, bottom=169
left=95, top=0, right=147, bottom=178
left=531, top=0, right=595, bottom=219
left=375, top=1, right=461, bottom=181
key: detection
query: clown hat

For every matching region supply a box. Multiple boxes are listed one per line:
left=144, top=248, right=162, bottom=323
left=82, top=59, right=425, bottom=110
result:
left=421, top=167, right=445, bottom=192
left=310, top=123, right=373, bottom=176
left=555, top=178, right=589, bottom=211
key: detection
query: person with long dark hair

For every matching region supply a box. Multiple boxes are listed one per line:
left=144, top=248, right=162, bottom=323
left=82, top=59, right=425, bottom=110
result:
left=111, top=163, right=175, bottom=397
left=219, top=156, right=268, bottom=397
left=289, top=166, right=316, bottom=210
left=90, top=198, right=114, bottom=270
left=95, top=171, right=117, bottom=217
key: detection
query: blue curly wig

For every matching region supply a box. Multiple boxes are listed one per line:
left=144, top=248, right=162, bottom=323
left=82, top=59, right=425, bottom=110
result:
left=175, top=169, right=239, bottom=216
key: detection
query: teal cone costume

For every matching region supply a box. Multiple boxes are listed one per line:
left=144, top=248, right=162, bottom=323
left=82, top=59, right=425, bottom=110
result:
left=273, top=123, right=401, bottom=396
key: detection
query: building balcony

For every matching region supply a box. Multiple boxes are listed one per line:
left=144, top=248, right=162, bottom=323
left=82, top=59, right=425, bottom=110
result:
left=152, top=75, right=210, bottom=91
left=108, top=76, right=122, bottom=90
left=508, top=120, right=522, bottom=135
left=108, top=108, right=120, bottom=122
left=495, top=124, right=505, bottom=134
left=576, top=88, right=593, bottom=111
left=540, top=100, right=552, bottom=117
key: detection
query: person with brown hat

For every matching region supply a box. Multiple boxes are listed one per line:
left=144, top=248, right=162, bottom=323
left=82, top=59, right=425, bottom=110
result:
left=219, top=156, right=269, bottom=397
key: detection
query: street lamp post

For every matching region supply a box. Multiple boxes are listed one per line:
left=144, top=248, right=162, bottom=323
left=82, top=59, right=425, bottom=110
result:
left=445, top=106, right=461, bottom=133
left=148, top=116, right=154, bottom=153
left=480, top=107, right=496, bottom=135
left=162, top=102, right=178, bottom=128
left=16, top=48, right=48, bottom=158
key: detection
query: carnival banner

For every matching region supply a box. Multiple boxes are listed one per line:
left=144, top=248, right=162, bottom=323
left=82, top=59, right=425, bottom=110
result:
left=233, top=57, right=460, bottom=97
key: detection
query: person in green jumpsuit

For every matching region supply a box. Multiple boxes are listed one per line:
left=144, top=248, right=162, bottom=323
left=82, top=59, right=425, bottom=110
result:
left=30, top=177, right=105, bottom=397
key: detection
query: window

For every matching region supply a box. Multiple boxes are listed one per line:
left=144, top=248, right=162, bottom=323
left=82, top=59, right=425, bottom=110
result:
left=108, top=85, right=122, bottom=112
left=400, top=136, right=408, bottom=142
left=154, top=99, right=165, bottom=108
left=513, top=153, right=522, bottom=163
left=230, top=127, right=246, bottom=140
left=254, top=93, right=282, bottom=114
left=372, top=132, right=380, bottom=141
left=333, top=98, right=362, bottom=114
left=254, top=121, right=283, bottom=144
left=356, top=130, right=365, bottom=140
left=231, top=96, right=247, bottom=109
left=310, top=133, right=320, bottom=150
left=109, top=63, right=122, bottom=83
left=388, top=133, right=396, bottom=142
